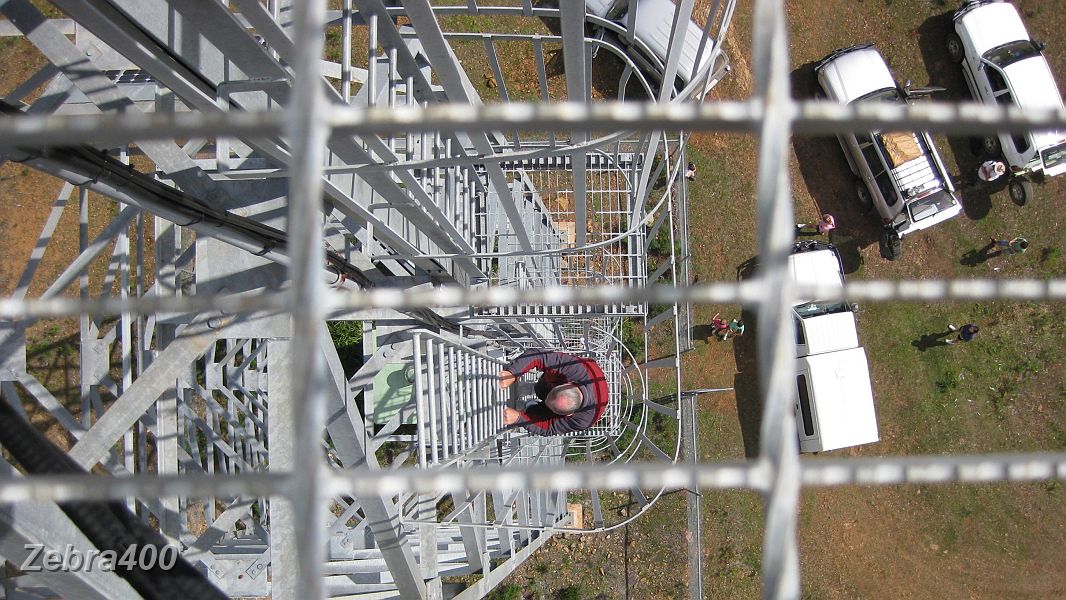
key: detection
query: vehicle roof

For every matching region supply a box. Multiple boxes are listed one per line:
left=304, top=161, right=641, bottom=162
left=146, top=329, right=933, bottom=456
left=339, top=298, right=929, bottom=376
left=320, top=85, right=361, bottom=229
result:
left=816, top=45, right=895, bottom=105
left=632, top=0, right=714, bottom=83
left=956, top=1, right=1029, bottom=56
left=788, top=248, right=844, bottom=304
left=798, top=312, right=860, bottom=356
left=1003, top=58, right=1066, bottom=150
left=798, top=348, right=879, bottom=451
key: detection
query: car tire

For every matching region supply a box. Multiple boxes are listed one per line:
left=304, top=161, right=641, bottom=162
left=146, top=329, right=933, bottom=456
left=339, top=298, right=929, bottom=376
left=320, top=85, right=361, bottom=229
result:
left=878, top=228, right=902, bottom=261
left=979, top=135, right=1001, bottom=159
left=946, top=34, right=965, bottom=63
left=855, top=180, right=872, bottom=212
left=1009, top=175, right=1033, bottom=206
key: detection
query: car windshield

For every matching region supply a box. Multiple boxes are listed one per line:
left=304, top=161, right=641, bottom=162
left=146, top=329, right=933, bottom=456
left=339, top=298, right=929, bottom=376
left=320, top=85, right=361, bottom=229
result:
left=907, top=189, right=953, bottom=222
left=794, top=302, right=849, bottom=319
left=984, top=40, right=1042, bottom=69
left=857, top=87, right=901, bottom=104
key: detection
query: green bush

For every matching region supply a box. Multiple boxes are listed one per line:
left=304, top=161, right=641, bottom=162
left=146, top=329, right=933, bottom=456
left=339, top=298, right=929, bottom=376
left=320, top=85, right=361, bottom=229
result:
left=328, top=320, right=363, bottom=377
left=646, top=224, right=679, bottom=257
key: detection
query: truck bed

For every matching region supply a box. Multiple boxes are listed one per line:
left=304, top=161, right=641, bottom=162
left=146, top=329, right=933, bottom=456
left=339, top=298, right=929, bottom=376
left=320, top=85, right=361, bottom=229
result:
left=879, top=131, right=940, bottom=199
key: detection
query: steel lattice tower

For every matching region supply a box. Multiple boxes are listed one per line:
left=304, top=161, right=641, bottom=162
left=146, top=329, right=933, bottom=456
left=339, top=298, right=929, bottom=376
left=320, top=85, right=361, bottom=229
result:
left=0, top=1, right=734, bottom=597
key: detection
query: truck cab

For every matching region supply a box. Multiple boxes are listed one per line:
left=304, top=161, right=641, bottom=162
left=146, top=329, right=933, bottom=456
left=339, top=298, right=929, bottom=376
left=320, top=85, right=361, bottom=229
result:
left=789, top=241, right=879, bottom=452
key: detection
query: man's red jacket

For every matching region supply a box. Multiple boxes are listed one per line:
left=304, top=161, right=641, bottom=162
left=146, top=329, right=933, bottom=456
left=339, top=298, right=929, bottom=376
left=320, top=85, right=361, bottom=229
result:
left=505, top=349, right=608, bottom=436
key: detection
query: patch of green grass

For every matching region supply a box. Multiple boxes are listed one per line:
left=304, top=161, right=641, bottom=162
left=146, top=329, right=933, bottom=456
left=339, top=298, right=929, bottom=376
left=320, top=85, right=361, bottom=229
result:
left=934, top=370, right=958, bottom=394
left=486, top=583, right=522, bottom=600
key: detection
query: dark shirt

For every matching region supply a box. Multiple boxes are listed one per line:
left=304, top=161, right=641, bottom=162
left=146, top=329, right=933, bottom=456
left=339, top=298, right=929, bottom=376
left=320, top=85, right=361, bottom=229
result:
left=505, top=349, right=609, bottom=436
left=960, top=324, right=978, bottom=342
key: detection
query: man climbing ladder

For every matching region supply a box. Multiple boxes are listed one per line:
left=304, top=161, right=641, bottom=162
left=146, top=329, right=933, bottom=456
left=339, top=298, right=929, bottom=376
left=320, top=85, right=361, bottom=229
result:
left=498, top=349, right=609, bottom=436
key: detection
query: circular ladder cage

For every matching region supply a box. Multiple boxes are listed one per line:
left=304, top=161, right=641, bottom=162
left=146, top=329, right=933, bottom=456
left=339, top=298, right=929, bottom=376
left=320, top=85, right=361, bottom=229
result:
left=0, top=1, right=726, bottom=599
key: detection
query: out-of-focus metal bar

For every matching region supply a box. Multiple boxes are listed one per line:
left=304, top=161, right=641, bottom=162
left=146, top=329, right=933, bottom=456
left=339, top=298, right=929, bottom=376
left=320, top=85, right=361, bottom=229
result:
left=751, top=0, right=800, bottom=595
left=0, top=100, right=1063, bottom=148
left=15, top=277, right=1065, bottom=320
left=558, top=0, right=588, bottom=246
left=585, top=440, right=604, bottom=528
left=287, top=1, right=330, bottom=598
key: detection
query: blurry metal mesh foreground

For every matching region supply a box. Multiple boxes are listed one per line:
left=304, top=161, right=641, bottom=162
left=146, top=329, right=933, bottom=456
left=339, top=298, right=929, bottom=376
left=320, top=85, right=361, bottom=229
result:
left=0, top=3, right=1062, bottom=600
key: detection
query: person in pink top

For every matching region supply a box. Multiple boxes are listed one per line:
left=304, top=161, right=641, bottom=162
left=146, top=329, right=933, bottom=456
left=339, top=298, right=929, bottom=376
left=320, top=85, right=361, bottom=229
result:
left=796, top=213, right=835, bottom=236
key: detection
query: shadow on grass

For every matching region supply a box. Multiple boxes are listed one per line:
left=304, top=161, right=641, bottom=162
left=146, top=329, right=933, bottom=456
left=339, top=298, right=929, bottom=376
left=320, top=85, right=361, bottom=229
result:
left=911, top=328, right=955, bottom=352
left=827, top=229, right=864, bottom=274
left=791, top=59, right=884, bottom=251
left=690, top=324, right=719, bottom=343
left=735, top=255, right=758, bottom=281
left=732, top=307, right=761, bottom=458
left=914, top=9, right=1002, bottom=220
left=961, top=240, right=1007, bottom=266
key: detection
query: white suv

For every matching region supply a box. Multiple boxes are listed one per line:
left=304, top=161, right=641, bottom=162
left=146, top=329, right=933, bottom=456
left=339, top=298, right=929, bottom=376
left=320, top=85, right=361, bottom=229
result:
left=948, top=0, right=1066, bottom=205
left=816, top=44, right=962, bottom=260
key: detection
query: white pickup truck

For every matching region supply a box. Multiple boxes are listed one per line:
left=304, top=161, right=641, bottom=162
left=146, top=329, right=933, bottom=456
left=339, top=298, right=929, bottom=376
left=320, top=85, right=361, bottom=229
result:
left=789, top=241, right=879, bottom=453
left=816, top=43, right=962, bottom=260
left=585, top=0, right=729, bottom=95
left=948, top=0, right=1066, bottom=205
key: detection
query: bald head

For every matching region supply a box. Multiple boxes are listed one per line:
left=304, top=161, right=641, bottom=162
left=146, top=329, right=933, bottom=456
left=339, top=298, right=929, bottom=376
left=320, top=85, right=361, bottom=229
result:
left=545, top=384, right=583, bottom=416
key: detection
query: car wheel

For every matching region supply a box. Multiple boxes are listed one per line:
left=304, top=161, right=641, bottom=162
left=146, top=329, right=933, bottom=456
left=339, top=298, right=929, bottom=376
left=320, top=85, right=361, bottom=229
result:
left=1009, top=176, right=1033, bottom=206
left=979, top=135, right=1001, bottom=159
left=855, top=180, right=872, bottom=212
left=878, top=228, right=902, bottom=261
left=946, top=34, right=965, bottom=63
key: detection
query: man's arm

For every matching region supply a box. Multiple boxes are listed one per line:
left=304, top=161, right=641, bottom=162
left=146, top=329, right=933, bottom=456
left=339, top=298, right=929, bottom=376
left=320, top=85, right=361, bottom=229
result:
left=504, top=350, right=588, bottom=382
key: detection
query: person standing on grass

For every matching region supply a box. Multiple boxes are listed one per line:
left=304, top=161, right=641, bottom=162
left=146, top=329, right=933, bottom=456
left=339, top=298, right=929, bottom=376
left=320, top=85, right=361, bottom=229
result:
left=685, top=162, right=696, bottom=181
left=991, top=236, right=1028, bottom=256
left=945, top=323, right=979, bottom=344
left=796, top=213, right=836, bottom=236
left=498, top=349, right=608, bottom=436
